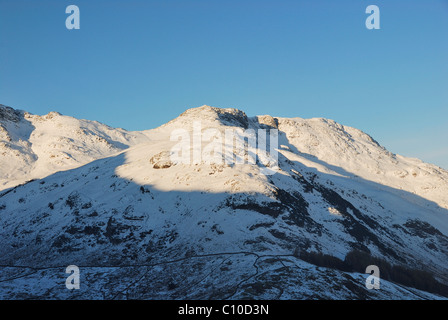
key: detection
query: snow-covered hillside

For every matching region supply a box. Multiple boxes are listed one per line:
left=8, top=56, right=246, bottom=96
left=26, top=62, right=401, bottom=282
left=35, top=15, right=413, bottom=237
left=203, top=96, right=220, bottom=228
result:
left=0, top=104, right=447, bottom=300
left=275, top=116, right=448, bottom=210
left=0, top=104, right=150, bottom=190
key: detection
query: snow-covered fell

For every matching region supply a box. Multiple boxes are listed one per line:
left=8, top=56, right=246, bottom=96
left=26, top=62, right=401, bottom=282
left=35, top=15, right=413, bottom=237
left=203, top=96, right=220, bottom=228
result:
left=0, top=104, right=447, bottom=300
left=275, top=116, right=448, bottom=210
left=0, top=104, right=150, bottom=190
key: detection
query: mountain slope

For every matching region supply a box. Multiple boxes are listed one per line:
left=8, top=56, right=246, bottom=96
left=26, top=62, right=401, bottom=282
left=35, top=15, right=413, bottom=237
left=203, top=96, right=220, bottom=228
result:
left=0, top=104, right=150, bottom=190
left=0, top=105, right=447, bottom=299
left=275, top=116, right=448, bottom=210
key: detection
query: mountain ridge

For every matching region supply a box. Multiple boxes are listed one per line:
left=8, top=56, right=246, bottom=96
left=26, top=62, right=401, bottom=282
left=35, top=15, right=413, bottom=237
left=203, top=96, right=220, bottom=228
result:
left=0, top=103, right=447, bottom=299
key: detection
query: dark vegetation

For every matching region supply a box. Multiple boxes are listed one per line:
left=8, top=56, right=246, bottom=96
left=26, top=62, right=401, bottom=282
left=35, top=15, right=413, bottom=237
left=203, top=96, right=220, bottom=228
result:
left=298, top=249, right=448, bottom=297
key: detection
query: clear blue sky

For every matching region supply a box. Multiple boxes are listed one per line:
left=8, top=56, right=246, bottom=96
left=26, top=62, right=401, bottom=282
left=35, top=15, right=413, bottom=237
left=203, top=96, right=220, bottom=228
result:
left=1, top=0, right=447, bottom=168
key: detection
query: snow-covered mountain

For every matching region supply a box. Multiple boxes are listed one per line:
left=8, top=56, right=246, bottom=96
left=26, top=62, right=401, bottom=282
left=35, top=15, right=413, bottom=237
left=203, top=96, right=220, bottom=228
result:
left=1, top=104, right=447, bottom=300
left=0, top=104, right=150, bottom=190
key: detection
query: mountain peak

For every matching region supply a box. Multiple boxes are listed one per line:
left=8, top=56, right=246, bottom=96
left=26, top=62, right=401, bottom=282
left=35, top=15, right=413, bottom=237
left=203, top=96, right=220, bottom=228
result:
left=163, top=105, right=249, bottom=129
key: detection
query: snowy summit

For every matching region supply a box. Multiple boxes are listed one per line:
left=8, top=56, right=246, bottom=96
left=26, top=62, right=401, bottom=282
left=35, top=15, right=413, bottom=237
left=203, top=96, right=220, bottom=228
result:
left=0, top=104, right=447, bottom=299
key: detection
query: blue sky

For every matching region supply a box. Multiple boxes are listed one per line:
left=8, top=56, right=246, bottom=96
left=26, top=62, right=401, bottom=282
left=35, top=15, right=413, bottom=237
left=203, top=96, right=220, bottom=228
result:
left=1, top=0, right=447, bottom=168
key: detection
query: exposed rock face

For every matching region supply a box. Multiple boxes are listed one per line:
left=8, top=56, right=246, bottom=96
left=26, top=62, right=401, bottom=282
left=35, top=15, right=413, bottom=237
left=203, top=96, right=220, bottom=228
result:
left=215, top=107, right=249, bottom=129
left=150, top=151, right=173, bottom=169
left=0, top=105, right=22, bottom=123
left=257, top=115, right=278, bottom=129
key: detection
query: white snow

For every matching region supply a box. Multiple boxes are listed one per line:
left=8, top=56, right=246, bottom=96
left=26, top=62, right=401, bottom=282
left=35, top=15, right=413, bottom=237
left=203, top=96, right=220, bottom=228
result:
left=0, top=106, right=150, bottom=190
left=1, top=104, right=447, bottom=300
